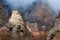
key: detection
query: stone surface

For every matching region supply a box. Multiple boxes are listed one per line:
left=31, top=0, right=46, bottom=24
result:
left=47, top=18, right=60, bottom=40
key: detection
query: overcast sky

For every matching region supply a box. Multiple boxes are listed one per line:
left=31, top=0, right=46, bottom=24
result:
left=6, top=0, right=35, bottom=8
left=48, top=0, right=60, bottom=12
left=5, top=0, right=60, bottom=13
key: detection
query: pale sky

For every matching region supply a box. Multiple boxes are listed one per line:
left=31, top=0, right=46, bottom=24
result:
left=48, top=0, right=60, bottom=12
left=6, top=0, right=35, bottom=8
left=5, top=0, right=60, bottom=13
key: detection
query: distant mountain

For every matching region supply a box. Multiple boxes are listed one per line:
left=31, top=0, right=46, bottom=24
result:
left=24, top=2, right=56, bottom=31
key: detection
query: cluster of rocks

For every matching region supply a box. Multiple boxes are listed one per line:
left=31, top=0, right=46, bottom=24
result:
left=47, top=11, right=60, bottom=40
left=0, top=9, right=27, bottom=40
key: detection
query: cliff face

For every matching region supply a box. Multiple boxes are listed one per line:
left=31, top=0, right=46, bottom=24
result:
left=8, top=9, right=25, bottom=29
left=47, top=18, right=60, bottom=40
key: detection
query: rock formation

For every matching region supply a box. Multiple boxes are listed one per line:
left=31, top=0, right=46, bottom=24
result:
left=47, top=11, right=60, bottom=40
left=47, top=18, right=60, bottom=40
left=8, top=9, right=25, bottom=28
left=8, top=9, right=27, bottom=40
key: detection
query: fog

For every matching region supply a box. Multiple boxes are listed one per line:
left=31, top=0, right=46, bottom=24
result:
left=5, top=0, right=60, bottom=14
left=5, top=0, right=36, bottom=10
left=48, top=0, right=60, bottom=13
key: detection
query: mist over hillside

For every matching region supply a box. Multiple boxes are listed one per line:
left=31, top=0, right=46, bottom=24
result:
left=0, top=0, right=60, bottom=16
